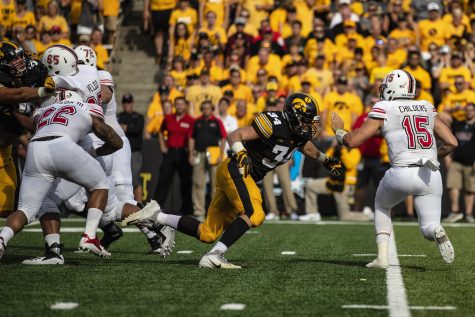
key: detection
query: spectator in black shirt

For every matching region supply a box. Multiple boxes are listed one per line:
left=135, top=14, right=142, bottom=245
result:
left=118, top=93, right=145, bottom=202
left=188, top=100, right=227, bottom=218
left=444, top=103, right=475, bottom=223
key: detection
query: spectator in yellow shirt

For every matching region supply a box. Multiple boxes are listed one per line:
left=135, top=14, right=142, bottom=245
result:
left=186, top=68, right=223, bottom=117
left=169, top=0, right=197, bottom=36
left=369, top=53, right=392, bottom=85
left=199, top=0, right=229, bottom=29
left=50, top=25, right=72, bottom=46
left=246, top=46, right=282, bottom=84
left=38, top=1, right=69, bottom=39
left=322, top=76, right=363, bottom=138
left=417, top=2, right=449, bottom=51
left=0, top=0, right=15, bottom=30
left=238, top=0, right=274, bottom=30
left=198, top=11, right=227, bottom=48
left=235, top=99, right=254, bottom=128
left=227, top=9, right=258, bottom=37
left=90, top=28, right=109, bottom=69
left=415, top=80, right=434, bottom=105
left=10, top=0, right=35, bottom=30
left=386, top=38, right=406, bottom=69
left=168, top=22, right=194, bottom=63
left=103, top=0, right=120, bottom=45
left=403, top=50, right=432, bottom=91
left=221, top=68, right=253, bottom=105
left=335, top=20, right=365, bottom=51
left=146, top=86, right=174, bottom=138
left=388, top=13, right=416, bottom=48
left=439, top=51, right=472, bottom=93
left=439, top=76, right=475, bottom=124
left=446, top=8, right=471, bottom=40
left=169, top=55, right=187, bottom=90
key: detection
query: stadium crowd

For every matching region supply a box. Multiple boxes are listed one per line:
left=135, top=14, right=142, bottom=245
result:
left=142, top=0, right=475, bottom=223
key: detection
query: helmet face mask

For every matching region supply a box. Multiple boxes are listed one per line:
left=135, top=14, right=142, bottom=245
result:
left=283, top=93, right=320, bottom=140
left=0, top=41, right=28, bottom=77
left=379, top=70, right=416, bottom=101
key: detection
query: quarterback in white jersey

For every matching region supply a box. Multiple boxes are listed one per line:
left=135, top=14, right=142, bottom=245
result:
left=0, top=91, right=123, bottom=262
left=331, top=69, right=458, bottom=268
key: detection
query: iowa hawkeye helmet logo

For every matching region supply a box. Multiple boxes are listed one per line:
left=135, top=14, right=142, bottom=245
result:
left=292, top=97, right=312, bottom=113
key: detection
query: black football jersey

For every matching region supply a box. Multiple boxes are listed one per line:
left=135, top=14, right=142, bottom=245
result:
left=245, top=111, right=307, bottom=181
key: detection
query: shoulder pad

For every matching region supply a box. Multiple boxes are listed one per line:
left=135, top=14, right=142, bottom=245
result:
left=252, top=112, right=274, bottom=139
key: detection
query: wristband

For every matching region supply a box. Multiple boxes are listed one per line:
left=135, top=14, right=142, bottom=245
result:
left=335, top=129, right=348, bottom=145
left=316, top=152, right=327, bottom=165
left=231, top=141, right=245, bottom=154
left=38, top=87, right=47, bottom=98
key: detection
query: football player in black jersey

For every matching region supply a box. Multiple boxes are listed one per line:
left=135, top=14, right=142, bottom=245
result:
left=125, top=92, right=343, bottom=268
left=0, top=41, right=55, bottom=217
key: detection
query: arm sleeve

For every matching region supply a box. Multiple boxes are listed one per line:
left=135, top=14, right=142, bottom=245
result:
left=53, top=75, right=81, bottom=90
left=99, top=71, right=114, bottom=88
left=88, top=104, right=104, bottom=119
left=252, top=112, right=274, bottom=139
left=368, top=102, right=387, bottom=120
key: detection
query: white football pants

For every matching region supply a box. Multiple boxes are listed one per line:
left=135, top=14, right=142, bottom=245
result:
left=374, top=166, right=442, bottom=241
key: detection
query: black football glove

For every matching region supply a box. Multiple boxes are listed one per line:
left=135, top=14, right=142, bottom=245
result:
left=236, top=150, right=252, bottom=178
left=323, top=156, right=344, bottom=176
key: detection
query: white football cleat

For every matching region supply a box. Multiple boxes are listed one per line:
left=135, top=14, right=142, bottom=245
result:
left=0, top=238, right=5, bottom=260
left=78, top=234, right=111, bottom=258
left=365, top=257, right=388, bottom=269
left=299, top=213, right=322, bottom=221
left=199, top=251, right=242, bottom=269
left=158, top=225, right=175, bottom=258
left=23, top=243, right=64, bottom=265
left=120, top=200, right=160, bottom=227
left=434, top=226, right=454, bottom=264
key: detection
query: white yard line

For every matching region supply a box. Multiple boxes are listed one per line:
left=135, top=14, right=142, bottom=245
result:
left=342, top=305, right=456, bottom=311
left=387, top=231, right=411, bottom=317
left=220, top=303, right=246, bottom=311
left=353, top=254, right=426, bottom=257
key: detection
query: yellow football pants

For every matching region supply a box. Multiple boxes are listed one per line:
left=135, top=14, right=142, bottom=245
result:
left=0, top=145, right=17, bottom=217
left=198, top=158, right=265, bottom=243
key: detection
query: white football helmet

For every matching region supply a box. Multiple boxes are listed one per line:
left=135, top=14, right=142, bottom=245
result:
left=41, top=44, right=78, bottom=76
left=379, top=69, right=416, bottom=101
left=40, top=90, right=82, bottom=107
left=74, top=45, right=97, bottom=67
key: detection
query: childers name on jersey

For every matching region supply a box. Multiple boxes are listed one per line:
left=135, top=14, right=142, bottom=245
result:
left=87, top=80, right=99, bottom=93
left=398, top=105, right=428, bottom=113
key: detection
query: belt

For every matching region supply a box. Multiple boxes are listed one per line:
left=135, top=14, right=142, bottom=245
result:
left=31, top=136, right=62, bottom=142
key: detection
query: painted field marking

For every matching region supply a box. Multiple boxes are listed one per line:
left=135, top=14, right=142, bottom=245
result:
left=245, top=231, right=260, bottom=234
left=281, top=251, right=296, bottom=255
left=353, top=254, right=426, bottom=257
left=359, top=278, right=367, bottom=281
left=176, top=250, right=194, bottom=254
left=50, top=302, right=79, bottom=310
left=387, top=231, right=411, bottom=317
left=342, top=305, right=457, bottom=311
left=220, top=303, right=246, bottom=311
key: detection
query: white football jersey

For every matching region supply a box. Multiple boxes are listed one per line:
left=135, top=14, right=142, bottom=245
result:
left=52, top=64, right=102, bottom=106
left=368, top=99, right=438, bottom=168
left=98, top=70, right=125, bottom=137
left=32, top=100, right=104, bottom=143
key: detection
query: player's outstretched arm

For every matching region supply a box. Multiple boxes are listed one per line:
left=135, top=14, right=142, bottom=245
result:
left=91, top=116, right=123, bottom=156
left=434, top=116, right=458, bottom=159
left=331, top=112, right=382, bottom=148
left=0, top=86, right=50, bottom=103
left=300, top=141, right=343, bottom=176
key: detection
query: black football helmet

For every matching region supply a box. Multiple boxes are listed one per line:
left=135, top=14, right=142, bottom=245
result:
left=0, top=41, right=28, bottom=77
left=283, top=92, right=320, bottom=140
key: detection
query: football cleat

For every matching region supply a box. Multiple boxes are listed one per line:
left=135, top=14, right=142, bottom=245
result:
left=0, top=238, right=5, bottom=260
left=120, top=200, right=160, bottom=227
left=78, top=234, right=111, bottom=258
left=434, top=226, right=454, bottom=264
left=365, top=257, right=389, bottom=269
left=100, top=222, right=123, bottom=249
left=147, top=234, right=163, bottom=253
left=265, top=213, right=280, bottom=221
left=22, top=242, right=64, bottom=265
left=199, top=251, right=242, bottom=269
left=152, top=224, right=175, bottom=258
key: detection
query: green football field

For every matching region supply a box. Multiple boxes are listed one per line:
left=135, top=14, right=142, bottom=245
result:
left=1, top=220, right=474, bottom=317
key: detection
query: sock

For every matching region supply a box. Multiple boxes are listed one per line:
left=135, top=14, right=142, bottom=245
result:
left=84, top=208, right=103, bottom=238
left=138, top=226, right=157, bottom=239
left=158, top=212, right=181, bottom=229
left=377, top=240, right=389, bottom=263
left=0, top=226, right=14, bottom=246
left=177, top=216, right=201, bottom=237
left=219, top=217, right=250, bottom=249
left=210, top=241, right=228, bottom=253
left=45, top=234, right=60, bottom=247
